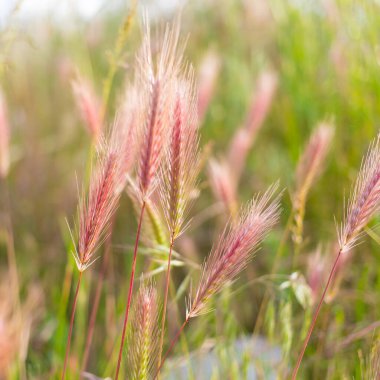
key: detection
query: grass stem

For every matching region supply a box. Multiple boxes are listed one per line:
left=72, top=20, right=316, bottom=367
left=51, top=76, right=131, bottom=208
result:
left=291, top=248, right=342, bottom=379
left=62, top=271, right=83, bottom=380
left=155, top=316, right=190, bottom=379
left=81, top=218, right=114, bottom=374
left=115, top=200, right=146, bottom=380
left=157, top=234, right=175, bottom=376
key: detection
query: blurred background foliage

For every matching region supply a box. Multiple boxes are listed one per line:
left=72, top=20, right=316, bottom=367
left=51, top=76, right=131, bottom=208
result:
left=1, top=0, right=380, bottom=378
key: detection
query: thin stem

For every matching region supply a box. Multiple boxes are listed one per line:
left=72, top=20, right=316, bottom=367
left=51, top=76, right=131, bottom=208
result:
left=157, top=234, right=175, bottom=375
left=62, top=271, right=83, bottom=380
left=81, top=218, right=114, bottom=374
left=291, top=248, right=342, bottom=380
left=252, top=210, right=293, bottom=336
left=115, top=200, right=146, bottom=380
left=154, top=317, right=190, bottom=379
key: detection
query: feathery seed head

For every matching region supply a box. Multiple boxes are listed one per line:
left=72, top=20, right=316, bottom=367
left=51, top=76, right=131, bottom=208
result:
left=339, top=133, right=380, bottom=253
left=137, top=20, right=183, bottom=198
left=72, top=76, right=102, bottom=140
left=159, top=69, right=200, bottom=239
left=75, top=124, right=126, bottom=272
left=187, top=184, right=281, bottom=319
left=126, top=280, right=160, bottom=380
left=0, top=90, right=10, bottom=179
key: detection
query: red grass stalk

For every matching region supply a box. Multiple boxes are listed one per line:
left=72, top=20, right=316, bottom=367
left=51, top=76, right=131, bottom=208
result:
left=115, top=201, right=146, bottom=380
left=155, top=316, right=189, bottom=379
left=61, top=271, right=83, bottom=380
left=292, top=133, right=380, bottom=378
left=115, top=20, right=184, bottom=380
left=157, top=74, right=200, bottom=371
left=63, top=120, right=128, bottom=378
left=156, top=185, right=281, bottom=376
left=81, top=218, right=114, bottom=374
left=291, top=248, right=342, bottom=380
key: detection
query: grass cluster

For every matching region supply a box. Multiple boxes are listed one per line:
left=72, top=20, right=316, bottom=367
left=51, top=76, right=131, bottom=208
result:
left=1, top=1, right=380, bottom=379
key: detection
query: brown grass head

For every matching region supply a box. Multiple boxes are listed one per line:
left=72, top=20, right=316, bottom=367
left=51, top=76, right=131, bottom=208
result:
left=136, top=19, right=183, bottom=199
left=126, top=280, right=160, bottom=380
left=72, top=76, right=103, bottom=140
left=187, top=184, right=281, bottom=318
left=0, top=89, right=10, bottom=179
left=339, top=133, right=380, bottom=253
left=159, top=68, right=200, bottom=240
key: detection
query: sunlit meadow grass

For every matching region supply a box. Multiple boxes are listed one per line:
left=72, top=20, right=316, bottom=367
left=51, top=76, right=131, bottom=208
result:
left=1, top=1, right=380, bottom=379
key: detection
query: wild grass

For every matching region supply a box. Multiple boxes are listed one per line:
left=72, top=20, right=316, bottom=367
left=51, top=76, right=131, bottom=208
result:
left=1, top=1, right=380, bottom=379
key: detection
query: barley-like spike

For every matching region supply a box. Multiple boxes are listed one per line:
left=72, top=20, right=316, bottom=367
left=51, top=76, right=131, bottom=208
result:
left=126, top=280, right=160, bottom=380
left=76, top=121, right=128, bottom=271
left=187, top=184, right=281, bottom=319
left=339, top=133, right=380, bottom=252
left=159, top=68, right=200, bottom=239
left=137, top=19, right=183, bottom=198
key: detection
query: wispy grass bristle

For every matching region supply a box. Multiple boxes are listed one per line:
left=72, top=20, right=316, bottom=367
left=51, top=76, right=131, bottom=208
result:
left=159, top=68, right=200, bottom=239
left=136, top=19, right=183, bottom=198
left=339, top=133, right=380, bottom=252
left=187, top=184, right=281, bottom=318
